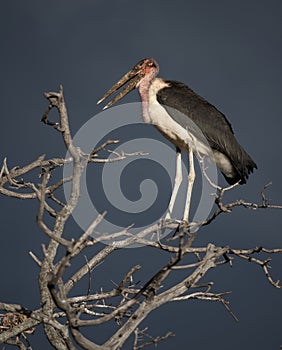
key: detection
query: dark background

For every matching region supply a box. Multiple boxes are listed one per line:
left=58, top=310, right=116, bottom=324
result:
left=1, top=1, right=282, bottom=349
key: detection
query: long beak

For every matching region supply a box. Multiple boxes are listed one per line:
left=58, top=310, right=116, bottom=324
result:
left=97, top=68, right=144, bottom=110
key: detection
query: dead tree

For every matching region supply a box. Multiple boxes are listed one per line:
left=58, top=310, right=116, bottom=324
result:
left=0, top=86, right=281, bottom=350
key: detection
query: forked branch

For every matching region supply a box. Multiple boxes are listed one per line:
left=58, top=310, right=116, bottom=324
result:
left=1, top=86, right=282, bottom=350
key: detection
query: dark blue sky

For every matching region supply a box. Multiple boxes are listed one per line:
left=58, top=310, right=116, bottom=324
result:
left=1, top=1, right=282, bottom=349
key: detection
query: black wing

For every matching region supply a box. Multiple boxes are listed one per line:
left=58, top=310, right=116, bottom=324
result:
left=157, top=80, right=257, bottom=184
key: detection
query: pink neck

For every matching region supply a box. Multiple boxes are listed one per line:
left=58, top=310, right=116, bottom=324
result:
left=137, top=71, right=157, bottom=124
left=138, top=88, right=151, bottom=124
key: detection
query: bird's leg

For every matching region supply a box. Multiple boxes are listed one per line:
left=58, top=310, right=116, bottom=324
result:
left=165, top=147, right=182, bottom=220
left=183, top=148, right=195, bottom=222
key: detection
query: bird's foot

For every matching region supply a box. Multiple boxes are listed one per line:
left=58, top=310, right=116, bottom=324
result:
left=164, top=210, right=172, bottom=221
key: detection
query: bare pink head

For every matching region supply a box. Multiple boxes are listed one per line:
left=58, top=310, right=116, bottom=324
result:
left=97, top=58, right=159, bottom=109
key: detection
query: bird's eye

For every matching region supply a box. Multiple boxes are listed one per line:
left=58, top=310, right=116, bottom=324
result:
left=148, top=61, right=154, bottom=67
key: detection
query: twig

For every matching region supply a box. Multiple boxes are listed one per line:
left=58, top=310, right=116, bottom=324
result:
left=28, top=251, right=42, bottom=267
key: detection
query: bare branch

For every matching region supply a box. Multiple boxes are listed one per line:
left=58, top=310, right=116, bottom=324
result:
left=133, top=327, right=174, bottom=350
left=1, top=86, right=282, bottom=350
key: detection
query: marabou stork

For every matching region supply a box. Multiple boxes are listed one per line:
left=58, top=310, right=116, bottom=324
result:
left=97, top=58, right=257, bottom=221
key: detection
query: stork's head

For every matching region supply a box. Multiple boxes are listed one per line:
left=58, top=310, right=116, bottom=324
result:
left=97, top=58, right=159, bottom=109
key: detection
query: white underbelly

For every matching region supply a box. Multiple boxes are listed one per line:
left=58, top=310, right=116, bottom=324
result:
left=212, top=150, right=235, bottom=177
left=147, top=102, right=211, bottom=157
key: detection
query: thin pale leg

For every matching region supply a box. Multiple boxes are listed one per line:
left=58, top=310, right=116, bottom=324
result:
left=183, top=148, right=195, bottom=221
left=165, top=148, right=182, bottom=220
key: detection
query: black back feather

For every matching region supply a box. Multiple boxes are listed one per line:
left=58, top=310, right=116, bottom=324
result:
left=156, top=80, right=257, bottom=184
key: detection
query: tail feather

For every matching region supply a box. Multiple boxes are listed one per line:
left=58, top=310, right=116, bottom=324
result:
left=223, top=152, right=257, bottom=185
